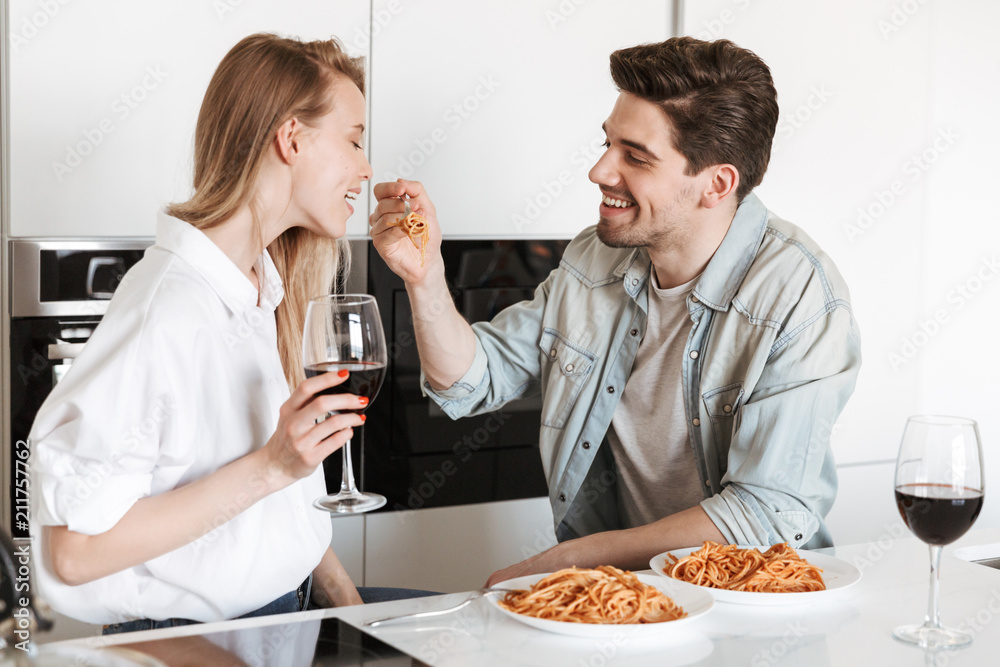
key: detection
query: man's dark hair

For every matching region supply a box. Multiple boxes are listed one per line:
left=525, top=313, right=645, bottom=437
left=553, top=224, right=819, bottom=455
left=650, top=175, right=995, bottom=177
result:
left=610, top=37, right=778, bottom=200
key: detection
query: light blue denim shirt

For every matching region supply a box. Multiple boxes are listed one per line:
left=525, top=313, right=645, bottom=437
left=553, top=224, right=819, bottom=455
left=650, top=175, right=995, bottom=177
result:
left=423, top=194, right=861, bottom=549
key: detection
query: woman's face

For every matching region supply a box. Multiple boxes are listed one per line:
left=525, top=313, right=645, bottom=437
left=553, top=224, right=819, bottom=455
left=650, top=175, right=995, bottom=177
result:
left=290, top=76, right=372, bottom=238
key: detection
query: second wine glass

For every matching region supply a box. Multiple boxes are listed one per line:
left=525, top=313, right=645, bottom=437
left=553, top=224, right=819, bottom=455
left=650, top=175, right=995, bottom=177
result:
left=303, top=294, right=387, bottom=514
left=893, top=415, right=985, bottom=649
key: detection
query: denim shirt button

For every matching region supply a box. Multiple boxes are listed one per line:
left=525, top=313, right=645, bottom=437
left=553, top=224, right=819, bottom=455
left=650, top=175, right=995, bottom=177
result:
left=692, top=418, right=700, bottom=426
left=582, top=441, right=591, bottom=449
left=689, top=350, right=699, bottom=359
left=630, top=328, right=638, bottom=336
left=723, top=404, right=732, bottom=413
left=550, top=348, right=558, bottom=359
left=565, top=363, right=574, bottom=372
left=691, top=295, right=699, bottom=303
left=704, top=479, right=710, bottom=486
left=795, top=533, right=803, bottom=541
left=559, top=493, right=566, bottom=502
left=631, top=278, right=639, bottom=286
left=607, top=386, right=615, bottom=394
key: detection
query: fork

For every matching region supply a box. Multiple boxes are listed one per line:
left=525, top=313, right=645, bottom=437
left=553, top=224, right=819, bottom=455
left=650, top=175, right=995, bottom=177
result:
left=364, top=587, right=520, bottom=628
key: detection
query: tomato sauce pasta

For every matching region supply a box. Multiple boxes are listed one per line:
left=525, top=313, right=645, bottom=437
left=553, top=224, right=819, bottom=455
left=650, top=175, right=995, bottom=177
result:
left=388, top=210, right=429, bottom=267
left=499, top=565, right=687, bottom=624
left=665, top=541, right=826, bottom=593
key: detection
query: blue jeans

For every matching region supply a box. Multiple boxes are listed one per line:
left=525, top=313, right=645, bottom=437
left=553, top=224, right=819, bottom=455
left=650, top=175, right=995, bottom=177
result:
left=102, top=577, right=310, bottom=635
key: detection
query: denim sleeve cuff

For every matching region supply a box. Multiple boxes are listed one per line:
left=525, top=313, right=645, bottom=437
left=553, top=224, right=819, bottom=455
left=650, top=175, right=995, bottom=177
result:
left=700, top=485, right=778, bottom=546
left=420, top=339, right=489, bottom=417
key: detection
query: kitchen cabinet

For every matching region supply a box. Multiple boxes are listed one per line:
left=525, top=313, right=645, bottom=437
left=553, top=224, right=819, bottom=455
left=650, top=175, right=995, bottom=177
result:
left=369, top=0, right=672, bottom=239
left=364, top=498, right=556, bottom=592
left=681, top=0, right=931, bottom=466
left=7, top=0, right=371, bottom=238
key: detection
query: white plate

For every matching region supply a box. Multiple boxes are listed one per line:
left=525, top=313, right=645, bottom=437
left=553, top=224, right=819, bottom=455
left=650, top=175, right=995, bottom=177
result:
left=650, top=546, right=862, bottom=606
left=487, top=572, right=714, bottom=637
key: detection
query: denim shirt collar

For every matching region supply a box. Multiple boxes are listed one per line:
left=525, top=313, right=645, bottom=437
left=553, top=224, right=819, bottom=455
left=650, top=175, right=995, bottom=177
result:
left=609, top=193, right=767, bottom=310
left=692, top=193, right=768, bottom=312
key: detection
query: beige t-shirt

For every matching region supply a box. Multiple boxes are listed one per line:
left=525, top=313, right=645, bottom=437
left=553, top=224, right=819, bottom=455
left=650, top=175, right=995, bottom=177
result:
left=607, top=270, right=706, bottom=528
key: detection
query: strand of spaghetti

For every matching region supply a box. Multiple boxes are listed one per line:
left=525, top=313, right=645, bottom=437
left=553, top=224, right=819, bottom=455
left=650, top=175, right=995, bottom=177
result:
left=499, top=565, right=686, bottom=624
left=387, top=210, right=429, bottom=266
left=665, top=541, right=826, bottom=593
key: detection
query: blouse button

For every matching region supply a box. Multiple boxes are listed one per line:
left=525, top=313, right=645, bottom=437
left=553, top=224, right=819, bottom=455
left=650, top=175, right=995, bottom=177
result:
left=692, top=418, right=701, bottom=426
left=564, top=363, right=574, bottom=373
left=723, top=404, right=732, bottom=414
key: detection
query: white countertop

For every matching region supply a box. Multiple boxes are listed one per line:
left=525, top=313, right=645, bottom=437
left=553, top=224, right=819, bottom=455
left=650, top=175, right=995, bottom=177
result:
left=44, top=526, right=1000, bottom=666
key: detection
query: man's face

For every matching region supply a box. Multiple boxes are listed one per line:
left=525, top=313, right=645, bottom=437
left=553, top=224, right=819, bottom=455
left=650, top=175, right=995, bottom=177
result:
left=588, top=92, right=706, bottom=250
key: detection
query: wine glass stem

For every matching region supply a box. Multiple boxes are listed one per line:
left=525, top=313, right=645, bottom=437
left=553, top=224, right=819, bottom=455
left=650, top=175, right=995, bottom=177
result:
left=340, top=437, right=359, bottom=495
left=926, top=544, right=943, bottom=629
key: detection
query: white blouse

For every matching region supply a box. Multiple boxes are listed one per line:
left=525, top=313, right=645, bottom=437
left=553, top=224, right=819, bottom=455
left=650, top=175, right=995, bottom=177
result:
left=29, top=212, right=332, bottom=624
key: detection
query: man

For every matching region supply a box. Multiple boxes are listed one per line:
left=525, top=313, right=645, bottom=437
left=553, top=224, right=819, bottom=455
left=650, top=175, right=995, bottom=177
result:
left=369, top=37, right=861, bottom=584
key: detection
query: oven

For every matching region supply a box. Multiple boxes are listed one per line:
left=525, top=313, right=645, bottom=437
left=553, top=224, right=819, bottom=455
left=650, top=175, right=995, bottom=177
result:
left=363, top=239, right=569, bottom=512
left=6, top=240, right=150, bottom=539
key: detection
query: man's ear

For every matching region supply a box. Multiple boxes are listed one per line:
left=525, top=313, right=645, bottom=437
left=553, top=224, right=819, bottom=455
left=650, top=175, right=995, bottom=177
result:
left=274, top=117, right=301, bottom=165
left=701, top=164, right=740, bottom=209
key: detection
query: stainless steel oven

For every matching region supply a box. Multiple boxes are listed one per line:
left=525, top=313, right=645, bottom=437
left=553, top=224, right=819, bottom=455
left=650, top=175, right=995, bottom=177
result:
left=6, top=240, right=150, bottom=538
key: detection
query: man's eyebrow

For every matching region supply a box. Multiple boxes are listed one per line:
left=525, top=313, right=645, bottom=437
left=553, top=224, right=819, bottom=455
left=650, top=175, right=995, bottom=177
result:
left=602, top=123, right=660, bottom=162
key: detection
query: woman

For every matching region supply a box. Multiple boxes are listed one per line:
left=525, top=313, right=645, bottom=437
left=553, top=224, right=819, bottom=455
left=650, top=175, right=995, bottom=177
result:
left=29, top=33, right=380, bottom=633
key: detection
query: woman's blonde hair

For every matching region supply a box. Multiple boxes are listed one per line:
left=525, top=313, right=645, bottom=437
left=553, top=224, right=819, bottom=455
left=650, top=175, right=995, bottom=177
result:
left=167, top=33, right=365, bottom=388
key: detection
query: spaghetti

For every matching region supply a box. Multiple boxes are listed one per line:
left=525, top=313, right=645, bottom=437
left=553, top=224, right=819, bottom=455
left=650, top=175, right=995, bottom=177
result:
left=499, top=565, right=687, bottom=624
left=665, top=541, right=826, bottom=593
left=388, top=209, right=429, bottom=267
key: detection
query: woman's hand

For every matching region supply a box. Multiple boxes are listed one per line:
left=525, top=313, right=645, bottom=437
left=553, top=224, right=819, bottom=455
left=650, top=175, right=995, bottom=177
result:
left=260, top=369, right=367, bottom=488
left=369, top=179, right=442, bottom=286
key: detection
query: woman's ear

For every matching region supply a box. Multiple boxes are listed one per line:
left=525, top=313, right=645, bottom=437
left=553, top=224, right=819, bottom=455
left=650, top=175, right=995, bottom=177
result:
left=274, top=117, right=301, bottom=165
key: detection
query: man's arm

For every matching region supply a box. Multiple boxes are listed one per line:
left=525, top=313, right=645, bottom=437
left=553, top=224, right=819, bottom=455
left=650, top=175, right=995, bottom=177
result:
left=369, top=179, right=476, bottom=391
left=485, top=506, right=724, bottom=586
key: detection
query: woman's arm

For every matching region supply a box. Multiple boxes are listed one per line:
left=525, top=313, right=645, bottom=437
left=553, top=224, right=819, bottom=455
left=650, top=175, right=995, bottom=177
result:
left=309, top=547, right=362, bottom=607
left=46, top=371, right=365, bottom=586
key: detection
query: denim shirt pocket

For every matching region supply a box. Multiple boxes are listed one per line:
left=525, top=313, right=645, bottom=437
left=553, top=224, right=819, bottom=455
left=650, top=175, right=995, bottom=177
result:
left=702, top=382, right=744, bottom=456
left=538, top=328, right=596, bottom=429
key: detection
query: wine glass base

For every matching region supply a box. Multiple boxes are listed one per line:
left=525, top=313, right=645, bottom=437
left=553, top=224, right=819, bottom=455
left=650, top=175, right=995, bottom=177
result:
left=893, top=624, right=973, bottom=649
left=314, top=492, right=387, bottom=514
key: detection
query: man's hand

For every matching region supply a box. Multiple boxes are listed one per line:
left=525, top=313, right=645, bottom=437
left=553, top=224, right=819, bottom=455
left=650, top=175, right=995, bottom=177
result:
left=369, top=179, right=443, bottom=287
left=485, top=543, right=574, bottom=588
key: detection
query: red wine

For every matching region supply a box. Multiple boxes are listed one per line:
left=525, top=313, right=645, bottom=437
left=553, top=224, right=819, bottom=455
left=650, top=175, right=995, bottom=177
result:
left=305, top=361, right=386, bottom=410
left=895, top=483, right=984, bottom=546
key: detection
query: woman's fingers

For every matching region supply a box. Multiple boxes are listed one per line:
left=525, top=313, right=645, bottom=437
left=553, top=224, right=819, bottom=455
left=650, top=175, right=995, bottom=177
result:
left=287, top=369, right=349, bottom=411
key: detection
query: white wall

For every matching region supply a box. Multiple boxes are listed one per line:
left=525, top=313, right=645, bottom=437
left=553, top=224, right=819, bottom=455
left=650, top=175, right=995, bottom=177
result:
left=682, top=0, right=1000, bottom=544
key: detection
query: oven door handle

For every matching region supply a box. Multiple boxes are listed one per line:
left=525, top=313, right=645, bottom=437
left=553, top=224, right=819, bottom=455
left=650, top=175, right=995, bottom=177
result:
left=47, top=343, right=86, bottom=361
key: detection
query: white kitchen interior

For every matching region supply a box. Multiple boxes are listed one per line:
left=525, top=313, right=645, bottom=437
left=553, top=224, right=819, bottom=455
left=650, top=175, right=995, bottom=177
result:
left=2, top=0, right=997, bottom=644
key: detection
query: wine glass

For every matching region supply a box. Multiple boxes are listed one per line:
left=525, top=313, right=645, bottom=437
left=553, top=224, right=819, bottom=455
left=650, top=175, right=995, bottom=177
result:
left=303, top=294, right=387, bottom=513
left=893, top=415, right=985, bottom=649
